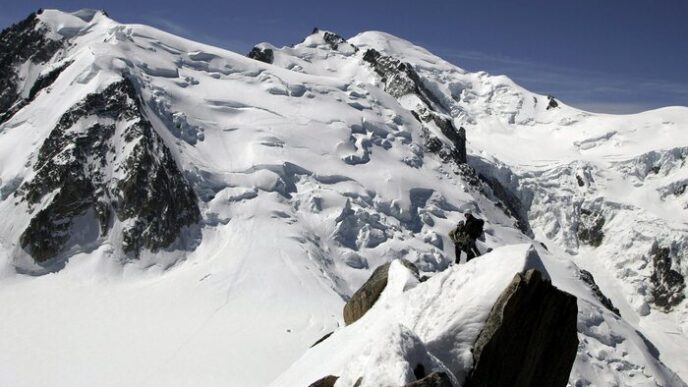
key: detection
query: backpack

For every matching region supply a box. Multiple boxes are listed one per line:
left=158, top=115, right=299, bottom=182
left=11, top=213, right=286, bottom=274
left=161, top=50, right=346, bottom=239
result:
left=466, top=218, right=484, bottom=239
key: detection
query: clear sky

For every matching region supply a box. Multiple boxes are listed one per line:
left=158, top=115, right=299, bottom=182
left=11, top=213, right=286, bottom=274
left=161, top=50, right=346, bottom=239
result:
left=2, top=0, right=686, bottom=113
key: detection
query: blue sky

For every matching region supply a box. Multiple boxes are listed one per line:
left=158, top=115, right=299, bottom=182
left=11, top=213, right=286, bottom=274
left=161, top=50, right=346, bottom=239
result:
left=2, top=0, right=686, bottom=113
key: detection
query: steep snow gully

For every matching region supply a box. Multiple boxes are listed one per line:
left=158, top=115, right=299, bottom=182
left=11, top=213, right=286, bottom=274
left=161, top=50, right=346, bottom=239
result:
left=0, top=9, right=687, bottom=387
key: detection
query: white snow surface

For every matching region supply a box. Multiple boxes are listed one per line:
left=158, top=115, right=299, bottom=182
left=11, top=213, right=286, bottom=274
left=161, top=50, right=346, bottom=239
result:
left=0, top=9, right=686, bottom=387
left=273, top=245, right=684, bottom=387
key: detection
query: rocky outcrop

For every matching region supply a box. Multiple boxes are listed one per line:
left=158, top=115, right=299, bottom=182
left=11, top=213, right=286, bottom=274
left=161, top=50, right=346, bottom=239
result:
left=343, top=259, right=419, bottom=325
left=307, top=375, right=338, bottom=387
left=323, top=31, right=351, bottom=52
left=18, top=78, right=200, bottom=261
left=361, top=48, right=466, bottom=167
left=546, top=95, right=559, bottom=110
left=412, top=106, right=467, bottom=165
left=247, top=46, right=274, bottom=64
left=0, top=10, right=65, bottom=124
left=465, top=269, right=578, bottom=387
left=577, top=208, right=605, bottom=247
left=27, top=60, right=73, bottom=100
left=579, top=269, right=620, bottom=315
left=649, top=243, right=686, bottom=311
left=403, top=372, right=452, bottom=387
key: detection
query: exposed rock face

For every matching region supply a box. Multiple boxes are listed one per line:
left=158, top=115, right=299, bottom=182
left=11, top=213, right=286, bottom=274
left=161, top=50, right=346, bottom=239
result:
left=362, top=48, right=466, bottom=167
left=307, top=375, right=338, bottom=387
left=413, top=106, right=467, bottom=165
left=27, top=60, right=72, bottom=100
left=322, top=31, right=349, bottom=51
left=577, top=208, right=605, bottom=247
left=309, top=28, right=358, bottom=53
left=403, top=372, right=452, bottom=387
left=18, top=78, right=200, bottom=261
left=465, top=269, right=578, bottom=387
left=546, top=95, right=559, bottom=110
left=579, top=269, right=620, bottom=315
left=649, top=244, right=686, bottom=311
left=247, top=46, right=274, bottom=64
left=0, top=11, right=65, bottom=124
left=343, top=259, right=419, bottom=325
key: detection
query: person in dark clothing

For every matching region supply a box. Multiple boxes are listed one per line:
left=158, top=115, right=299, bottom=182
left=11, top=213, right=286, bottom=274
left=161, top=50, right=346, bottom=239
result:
left=462, top=212, right=484, bottom=261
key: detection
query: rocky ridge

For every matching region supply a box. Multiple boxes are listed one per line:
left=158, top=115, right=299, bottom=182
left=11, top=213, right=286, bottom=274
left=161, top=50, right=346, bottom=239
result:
left=17, top=78, right=199, bottom=261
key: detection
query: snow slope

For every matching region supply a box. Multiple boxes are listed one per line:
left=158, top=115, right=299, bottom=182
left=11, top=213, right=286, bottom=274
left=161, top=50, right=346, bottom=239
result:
left=273, top=245, right=685, bottom=387
left=0, top=9, right=686, bottom=387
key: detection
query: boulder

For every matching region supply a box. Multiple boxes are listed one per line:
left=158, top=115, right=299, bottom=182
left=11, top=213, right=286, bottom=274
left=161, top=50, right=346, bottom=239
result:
left=343, top=259, right=419, bottom=325
left=403, top=372, right=452, bottom=387
left=465, top=269, right=578, bottom=387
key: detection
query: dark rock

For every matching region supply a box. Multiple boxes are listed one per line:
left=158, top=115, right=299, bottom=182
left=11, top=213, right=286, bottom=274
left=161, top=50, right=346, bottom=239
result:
left=308, top=375, right=338, bottom=387
left=465, top=269, right=578, bottom=387
left=362, top=48, right=381, bottom=63
left=18, top=78, right=200, bottom=262
left=413, top=363, right=426, bottom=380
left=576, top=175, right=585, bottom=187
left=579, top=269, right=620, bottom=315
left=361, top=48, right=466, bottom=167
left=343, top=259, right=419, bottom=325
left=455, top=163, right=481, bottom=187
left=310, top=331, right=334, bottom=348
left=322, top=31, right=348, bottom=51
left=247, top=46, right=274, bottom=64
left=546, top=95, right=559, bottom=110
left=403, top=372, right=453, bottom=387
left=455, top=127, right=467, bottom=164
left=28, top=60, right=73, bottom=100
left=577, top=208, right=605, bottom=247
left=649, top=243, right=685, bottom=311
left=362, top=49, right=439, bottom=104
left=424, top=135, right=443, bottom=154
left=0, top=11, right=64, bottom=124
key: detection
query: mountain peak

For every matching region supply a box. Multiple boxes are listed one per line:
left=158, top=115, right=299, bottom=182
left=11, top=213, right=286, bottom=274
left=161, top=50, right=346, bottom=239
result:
left=28, top=8, right=114, bottom=42
left=296, top=27, right=358, bottom=54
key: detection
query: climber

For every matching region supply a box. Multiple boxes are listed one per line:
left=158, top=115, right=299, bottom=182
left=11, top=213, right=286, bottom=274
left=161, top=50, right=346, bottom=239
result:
left=449, top=212, right=484, bottom=264
left=449, top=220, right=469, bottom=264
left=463, top=212, right=484, bottom=260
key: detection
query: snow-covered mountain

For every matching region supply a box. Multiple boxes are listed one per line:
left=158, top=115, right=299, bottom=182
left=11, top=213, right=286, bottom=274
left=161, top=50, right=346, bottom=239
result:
left=0, top=9, right=686, bottom=387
